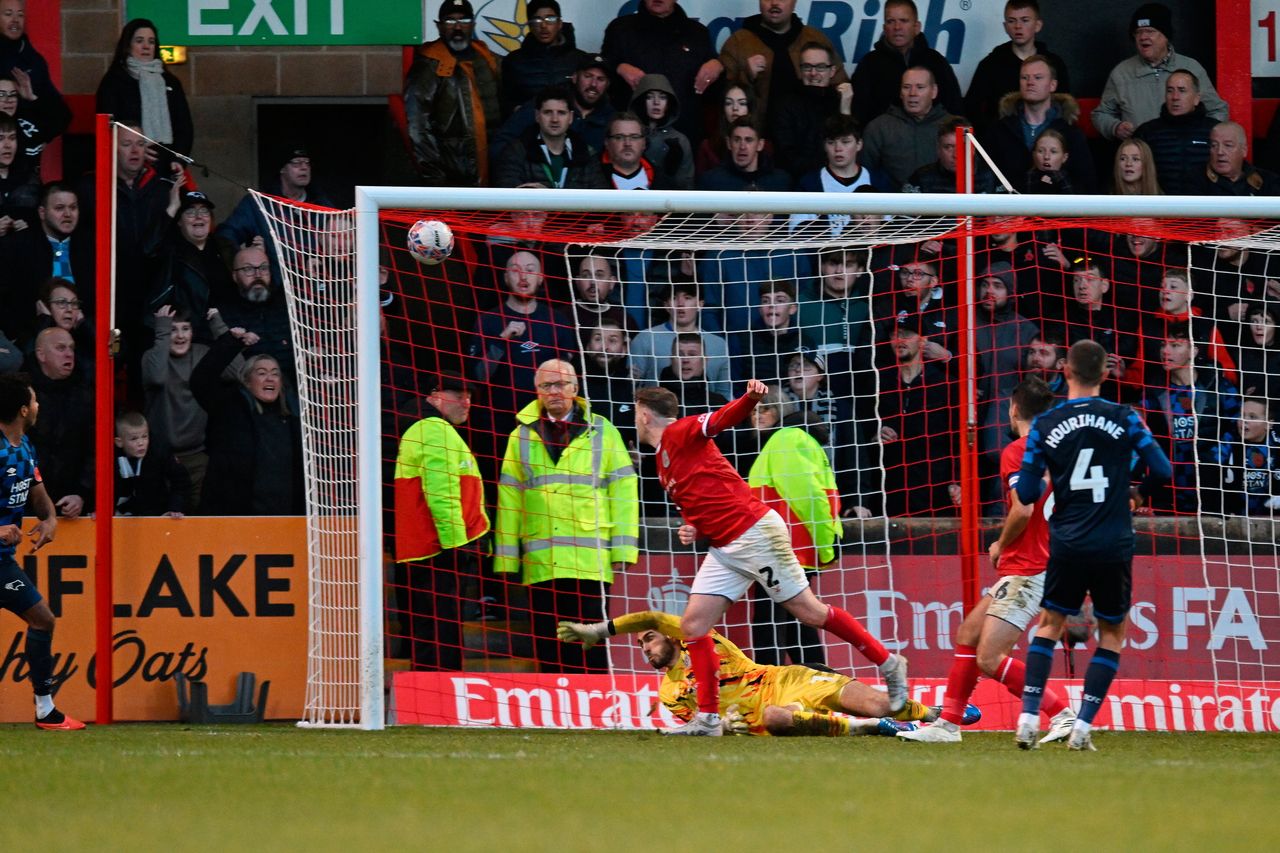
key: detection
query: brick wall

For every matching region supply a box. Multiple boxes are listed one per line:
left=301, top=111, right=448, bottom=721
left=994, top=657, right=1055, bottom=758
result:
left=60, top=1, right=405, bottom=210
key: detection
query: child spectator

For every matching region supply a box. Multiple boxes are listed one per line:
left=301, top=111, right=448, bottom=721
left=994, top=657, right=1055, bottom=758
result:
left=1217, top=397, right=1280, bottom=515
left=1025, top=128, right=1073, bottom=193
left=114, top=411, right=189, bottom=517
left=739, top=280, right=802, bottom=390
left=1141, top=268, right=1236, bottom=386
left=629, top=280, right=730, bottom=397
left=1139, top=324, right=1239, bottom=514
left=629, top=74, right=693, bottom=190
left=784, top=349, right=836, bottom=460
left=142, top=304, right=240, bottom=511
left=658, top=332, right=728, bottom=415
left=1238, top=304, right=1280, bottom=401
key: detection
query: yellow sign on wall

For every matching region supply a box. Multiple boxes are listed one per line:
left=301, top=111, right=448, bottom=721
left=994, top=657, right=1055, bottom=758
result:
left=0, top=517, right=308, bottom=723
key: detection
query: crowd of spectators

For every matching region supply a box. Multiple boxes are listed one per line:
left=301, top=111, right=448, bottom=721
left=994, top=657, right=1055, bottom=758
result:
left=0, top=6, right=307, bottom=518
left=394, top=0, right=1280, bottom=527
left=381, top=0, right=1280, bottom=671
left=6, top=0, right=1280, bottom=533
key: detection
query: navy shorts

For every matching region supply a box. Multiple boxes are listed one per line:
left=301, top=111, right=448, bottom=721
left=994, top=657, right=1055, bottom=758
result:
left=1042, top=555, right=1131, bottom=624
left=0, top=554, right=42, bottom=615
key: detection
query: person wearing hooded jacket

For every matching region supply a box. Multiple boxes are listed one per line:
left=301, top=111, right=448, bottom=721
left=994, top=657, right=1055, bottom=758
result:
left=601, top=0, right=720, bottom=144
left=630, top=73, right=693, bottom=190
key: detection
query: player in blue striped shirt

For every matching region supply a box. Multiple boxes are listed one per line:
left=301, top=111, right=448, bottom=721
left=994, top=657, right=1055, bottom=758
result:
left=0, top=373, right=83, bottom=730
left=1012, top=341, right=1171, bottom=751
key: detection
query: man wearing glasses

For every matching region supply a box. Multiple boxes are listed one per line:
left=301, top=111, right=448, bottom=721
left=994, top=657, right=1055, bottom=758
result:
left=214, top=244, right=295, bottom=384
left=404, top=0, right=502, bottom=186
left=601, top=112, right=654, bottom=190
left=148, top=190, right=230, bottom=343
left=495, top=358, right=638, bottom=674
left=719, top=0, right=847, bottom=126
left=499, top=2, right=590, bottom=117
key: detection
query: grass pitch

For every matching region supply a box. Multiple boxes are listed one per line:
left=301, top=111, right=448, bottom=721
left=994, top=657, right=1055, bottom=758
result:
left=2, top=725, right=1276, bottom=852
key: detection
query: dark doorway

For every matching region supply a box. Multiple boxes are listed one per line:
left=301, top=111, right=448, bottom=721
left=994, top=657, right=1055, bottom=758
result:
left=255, top=98, right=417, bottom=208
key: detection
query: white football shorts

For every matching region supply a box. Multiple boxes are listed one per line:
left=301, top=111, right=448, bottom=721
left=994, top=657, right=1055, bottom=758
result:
left=986, top=571, right=1047, bottom=631
left=690, top=510, right=810, bottom=604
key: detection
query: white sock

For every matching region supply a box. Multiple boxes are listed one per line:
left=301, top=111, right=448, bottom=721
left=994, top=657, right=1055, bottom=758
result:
left=1072, top=719, right=1092, bottom=737
left=1018, top=712, right=1039, bottom=732
left=877, top=654, right=900, bottom=675
left=35, top=694, right=54, bottom=718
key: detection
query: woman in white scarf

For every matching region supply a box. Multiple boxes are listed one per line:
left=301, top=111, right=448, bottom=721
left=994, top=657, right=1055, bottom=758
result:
left=95, top=18, right=194, bottom=156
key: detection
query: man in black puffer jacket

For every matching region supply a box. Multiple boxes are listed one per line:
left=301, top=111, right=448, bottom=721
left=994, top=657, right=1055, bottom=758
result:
left=1134, top=69, right=1216, bottom=195
left=500, top=2, right=589, bottom=116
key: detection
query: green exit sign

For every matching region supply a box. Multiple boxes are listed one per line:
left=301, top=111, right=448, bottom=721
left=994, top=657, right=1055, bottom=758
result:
left=126, top=0, right=423, bottom=46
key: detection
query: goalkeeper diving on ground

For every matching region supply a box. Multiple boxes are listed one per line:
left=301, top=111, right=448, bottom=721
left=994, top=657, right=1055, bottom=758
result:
left=558, top=611, right=980, bottom=736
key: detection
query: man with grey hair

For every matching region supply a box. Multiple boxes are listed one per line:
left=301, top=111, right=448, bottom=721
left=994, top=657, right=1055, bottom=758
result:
left=1091, top=2, right=1226, bottom=140
left=1195, top=121, right=1280, bottom=197
left=494, top=357, right=638, bottom=673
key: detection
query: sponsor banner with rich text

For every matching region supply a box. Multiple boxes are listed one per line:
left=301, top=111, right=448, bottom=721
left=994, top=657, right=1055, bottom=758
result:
left=397, top=672, right=1280, bottom=732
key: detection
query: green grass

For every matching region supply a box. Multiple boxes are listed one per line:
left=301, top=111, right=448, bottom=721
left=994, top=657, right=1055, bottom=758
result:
left=2, top=725, right=1277, bottom=852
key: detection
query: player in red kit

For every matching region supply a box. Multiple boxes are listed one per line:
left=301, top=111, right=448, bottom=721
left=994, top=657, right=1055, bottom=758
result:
left=633, top=382, right=909, bottom=736
left=899, top=377, right=1077, bottom=743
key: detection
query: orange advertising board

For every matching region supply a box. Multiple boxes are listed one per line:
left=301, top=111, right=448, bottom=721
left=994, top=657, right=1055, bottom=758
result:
left=0, top=517, right=308, bottom=722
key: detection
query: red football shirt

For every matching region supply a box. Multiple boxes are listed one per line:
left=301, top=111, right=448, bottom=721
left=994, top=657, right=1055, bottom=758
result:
left=999, top=436, right=1051, bottom=576
left=656, top=395, right=769, bottom=547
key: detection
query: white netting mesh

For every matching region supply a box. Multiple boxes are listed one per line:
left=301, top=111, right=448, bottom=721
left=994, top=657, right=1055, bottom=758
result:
left=264, top=185, right=1280, bottom=732
left=253, top=191, right=366, bottom=726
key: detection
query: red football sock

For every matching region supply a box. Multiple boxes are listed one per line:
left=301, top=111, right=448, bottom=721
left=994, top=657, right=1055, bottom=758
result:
left=995, top=655, right=1067, bottom=717
left=940, top=644, right=981, bottom=726
left=686, top=634, right=720, bottom=714
left=822, top=606, right=889, bottom=666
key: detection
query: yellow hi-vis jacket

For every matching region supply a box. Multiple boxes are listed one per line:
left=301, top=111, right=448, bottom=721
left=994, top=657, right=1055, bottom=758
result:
left=495, top=398, right=639, bottom=584
left=747, top=426, right=841, bottom=568
left=393, top=410, right=490, bottom=562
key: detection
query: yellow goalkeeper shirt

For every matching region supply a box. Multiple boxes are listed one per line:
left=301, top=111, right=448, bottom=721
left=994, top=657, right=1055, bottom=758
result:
left=614, top=611, right=781, bottom=734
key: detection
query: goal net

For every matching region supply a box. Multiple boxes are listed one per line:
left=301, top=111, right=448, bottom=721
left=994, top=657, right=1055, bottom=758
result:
left=258, top=186, right=1280, bottom=732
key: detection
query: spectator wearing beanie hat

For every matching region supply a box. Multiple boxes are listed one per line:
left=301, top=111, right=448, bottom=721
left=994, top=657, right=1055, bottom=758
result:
left=1091, top=3, right=1227, bottom=141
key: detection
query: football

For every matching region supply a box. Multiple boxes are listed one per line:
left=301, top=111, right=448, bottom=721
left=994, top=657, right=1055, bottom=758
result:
left=407, top=219, right=454, bottom=265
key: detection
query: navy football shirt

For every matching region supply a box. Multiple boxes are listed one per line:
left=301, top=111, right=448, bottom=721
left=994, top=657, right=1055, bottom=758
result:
left=0, top=436, right=40, bottom=558
left=1017, top=396, right=1171, bottom=560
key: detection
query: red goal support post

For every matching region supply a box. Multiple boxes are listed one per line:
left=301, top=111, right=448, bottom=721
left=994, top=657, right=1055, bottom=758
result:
left=257, top=186, right=1280, bottom=732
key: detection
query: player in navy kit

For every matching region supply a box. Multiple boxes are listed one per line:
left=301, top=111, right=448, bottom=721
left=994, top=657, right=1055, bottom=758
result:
left=1012, top=341, right=1171, bottom=751
left=633, top=382, right=909, bottom=736
left=0, top=373, right=84, bottom=730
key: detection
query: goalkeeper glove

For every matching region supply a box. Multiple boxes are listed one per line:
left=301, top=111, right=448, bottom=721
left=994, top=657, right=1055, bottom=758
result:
left=720, top=704, right=749, bottom=736
left=556, top=620, right=611, bottom=649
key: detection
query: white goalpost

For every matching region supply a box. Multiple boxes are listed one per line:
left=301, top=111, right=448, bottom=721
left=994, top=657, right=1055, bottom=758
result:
left=257, top=185, right=1280, bottom=731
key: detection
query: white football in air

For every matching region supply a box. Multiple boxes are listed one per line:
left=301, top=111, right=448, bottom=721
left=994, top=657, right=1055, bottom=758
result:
left=407, top=219, right=454, bottom=265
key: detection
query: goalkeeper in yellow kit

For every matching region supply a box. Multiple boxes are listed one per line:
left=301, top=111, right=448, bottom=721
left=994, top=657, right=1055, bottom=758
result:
left=558, top=611, right=974, bottom=736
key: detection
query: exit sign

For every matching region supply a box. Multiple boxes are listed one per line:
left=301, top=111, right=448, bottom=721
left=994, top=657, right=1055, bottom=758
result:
left=125, top=0, right=423, bottom=45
